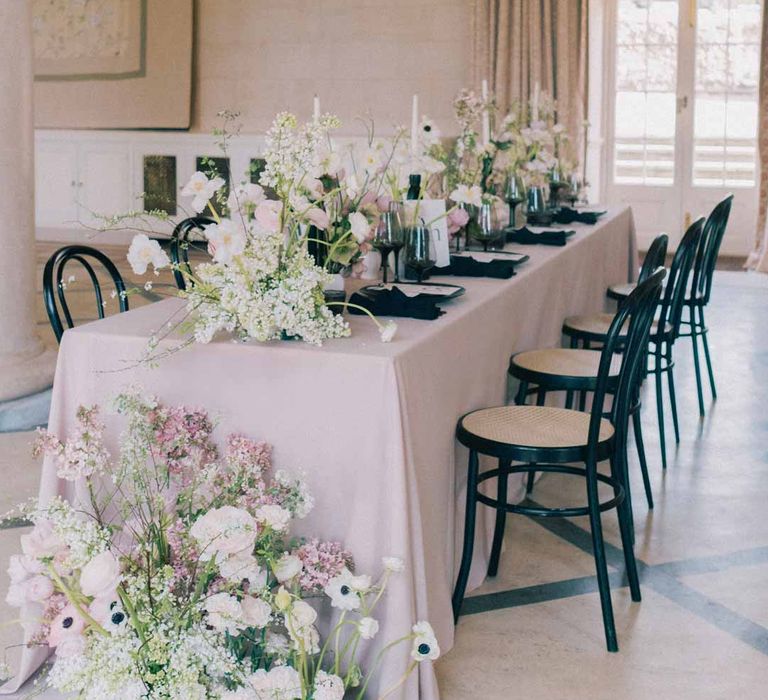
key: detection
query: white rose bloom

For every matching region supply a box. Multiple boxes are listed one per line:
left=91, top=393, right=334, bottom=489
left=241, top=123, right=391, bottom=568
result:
left=324, top=568, right=361, bottom=611
left=240, top=596, right=271, bottom=628
left=79, top=551, right=122, bottom=599
left=313, top=670, right=345, bottom=700
left=411, top=620, right=440, bottom=661
left=204, top=219, right=247, bottom=265
left=25, top=574, right=54, bottom=602
left=358, top=616, right=379, bottom=640
left=274, top=553, right=303, bottom=583
left=248, top=666, right=302, bottom=700
left=348, top=211, right=371, bottom=243
left=286, top=600, right=319, bottom=653
left=181, top=171, right=226, bottom=213
left=190, top=506, right=258, bottom=561
left=127, top=234, right=170, bottom=275
left=204, top=592, right=243, bottom=635
left=254, top=504, right=291, bottom=533
left=8, top=554, right=43, bottom=584
left=218, top=552, right=266, bottom=587
left=382, top=556, right=405, bottom=573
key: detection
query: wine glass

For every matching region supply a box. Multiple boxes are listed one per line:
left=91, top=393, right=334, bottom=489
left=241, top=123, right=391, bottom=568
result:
left=373, top=210, right=401, bottom=284
left=470, top=202, right=500, bottom=252
left=405, top=223, right=436, bottom=283
left=566, top=174, right=582, bottom=207
left=504, top=173, right=525, bottom=229
left=387, top=201, right=405, bottom=282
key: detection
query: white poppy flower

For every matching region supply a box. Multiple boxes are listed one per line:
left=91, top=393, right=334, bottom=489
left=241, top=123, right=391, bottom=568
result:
left=181, top=171, right=226, bottom=213
left=348, top=211, right=371, bottom=243
left=324, top=568, right=361, bottom=611
left=127, top=234, right=170, bottom=275
left=358, top=616, right=379, bottom=640
left=382, top=556, right=405, bottom=573
left=449, top=184, right=483, bottom=207
left=411, top=620, right=440, bottom=661
left=204, top=219, right=247, bottom=265
left=79, top=551, right=122, bottom=599
left=227, top=182, right=266, bottom=215
left=361, top=147, right=381, bottom=174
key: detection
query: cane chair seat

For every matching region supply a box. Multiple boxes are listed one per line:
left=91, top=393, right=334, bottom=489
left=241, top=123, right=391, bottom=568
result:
left=606, top=281, right=637, bottom=301
left=512, top=348, right=621, bottom=381
left=563, top=312, right=671, bottom=340
left=459, top=405, right=614, bottom=450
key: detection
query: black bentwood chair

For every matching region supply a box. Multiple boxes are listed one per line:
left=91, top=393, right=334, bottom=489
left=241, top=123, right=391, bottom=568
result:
left=606, top=232, right=669, bottom=303
left=170, top=216, right=215, bottom=291
left=561, top=218, right=704, bottom=471
left=679, top=195, right=733, bottom=416
left=43, top=245, right=128, bottom=344
left=452, top=270, right=665, bottom=652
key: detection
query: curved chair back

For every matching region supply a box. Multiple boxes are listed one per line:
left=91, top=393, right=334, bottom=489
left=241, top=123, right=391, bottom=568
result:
left=639, top=233, right=668, bottom=282
left=588, top=270, right=666, bottom=456
left=43, top=245, right=128, bottom=344
left=656, top=218, right=705, bottom=341
left=691, top=195, right=733, bottom=304
left=170, top=216, right=214, bottom=291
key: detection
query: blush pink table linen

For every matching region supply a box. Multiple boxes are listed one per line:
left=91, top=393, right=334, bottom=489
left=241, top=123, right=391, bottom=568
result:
left=2, top=207, right=636, bottom=699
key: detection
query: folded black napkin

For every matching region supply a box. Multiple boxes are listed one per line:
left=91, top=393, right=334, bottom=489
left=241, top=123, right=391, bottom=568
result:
left=553, top=207, right=606, bottom=225
left=506, top=226, right=568, bottom=246
left=431, top=255, right=516, bottom=279
left=348, top=286, right=443, bottom=320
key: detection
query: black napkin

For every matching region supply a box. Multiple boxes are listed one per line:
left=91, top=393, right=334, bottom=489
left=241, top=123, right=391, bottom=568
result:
left=553, top=207, right=606, bottom=225
left=431, top=255, right=516, bottom=279
left=348, top=286, right=443, bottom=320
left=506, top=226, right=568, bottom=246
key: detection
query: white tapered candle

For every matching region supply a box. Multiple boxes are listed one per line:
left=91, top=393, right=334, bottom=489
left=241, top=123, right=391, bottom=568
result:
left=313, top=95, right=320, bottom=123
left=532, top=82, right=540, bottom=122
left=410, top=94, right=419, bottom=156
left=481, top=79, right=491, bottom=146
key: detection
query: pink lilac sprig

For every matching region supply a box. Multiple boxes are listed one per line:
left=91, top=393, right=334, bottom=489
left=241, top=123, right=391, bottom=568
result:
left=33, top=406, right=110, bottom=481
left=295, top=539, right=353, bottom=593
left=226, top=434, right=272, bottom=474
left=29, top=593, right=67, bottom=647
left=149, top=405, right=218, bottom=480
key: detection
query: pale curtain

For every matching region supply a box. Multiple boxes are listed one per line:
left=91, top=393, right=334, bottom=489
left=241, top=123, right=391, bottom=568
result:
left=745, top=1, right=768, bottom=272
left=472, top=0, right=588, bottom=150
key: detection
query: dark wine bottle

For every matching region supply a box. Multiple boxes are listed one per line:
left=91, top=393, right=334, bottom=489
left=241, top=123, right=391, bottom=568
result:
left=406, top=174, right=421, bottom=200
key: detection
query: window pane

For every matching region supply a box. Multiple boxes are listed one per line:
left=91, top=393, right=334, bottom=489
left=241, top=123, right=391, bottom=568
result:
left=613, top=0, right=678, bottom=186
left=692, top=0, right=762, bottom=188
left=143, top=156, right=176, bottom=215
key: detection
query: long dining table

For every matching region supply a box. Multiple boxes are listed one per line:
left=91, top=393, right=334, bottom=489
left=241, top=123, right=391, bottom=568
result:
left=3, top=206, right=636, bottom=699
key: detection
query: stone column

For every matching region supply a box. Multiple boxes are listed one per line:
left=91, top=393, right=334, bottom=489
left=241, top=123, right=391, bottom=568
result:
left=0, top=1, right=56, bottom=403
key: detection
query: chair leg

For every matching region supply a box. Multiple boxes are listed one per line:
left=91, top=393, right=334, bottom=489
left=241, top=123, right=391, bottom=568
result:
left=566, top=336, right=577, bottom=408
left=699, top=305, right=717, bottom=400
left=453, top=450, right=479, bottom=621
left=488, top=459, right=509, bottom=577
left=579, top=340, right=590, bottom=411
left=666, top=347, right=680, bottom=444
left=526, top=389, right=547, bottom=494
left=586, top=459, right=619, bottom=652
left=654, top=352, right=667, bottom=470
left=611, top=455, right=642, bottom=603
left=514, top=380, right=528, bottom=406
left=632, top=407, right=654, bottom=509
left=689, top=306, right=706, bottom=417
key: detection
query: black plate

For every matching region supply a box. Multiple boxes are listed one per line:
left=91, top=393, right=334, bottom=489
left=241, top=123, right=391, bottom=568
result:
left=360, top=282, right=466, bottom=302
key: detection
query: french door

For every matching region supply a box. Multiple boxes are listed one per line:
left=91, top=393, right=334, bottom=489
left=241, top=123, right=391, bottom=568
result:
left=604, top=0, right=763, bottom=255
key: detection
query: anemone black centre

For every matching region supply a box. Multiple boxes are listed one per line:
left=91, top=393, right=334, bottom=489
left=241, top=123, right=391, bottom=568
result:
left=62, top=617, right=73, bottom=629
left=340, top=585, right=350, bottom=595
left=418, top=643, right=430, bottom=655
left=111, top=612, right=125, bottom=625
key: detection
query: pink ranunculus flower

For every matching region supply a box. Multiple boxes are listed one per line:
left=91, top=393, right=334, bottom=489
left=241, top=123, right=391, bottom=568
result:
left=254, top=200, right=282, bottom=233
left=447, top=206, right=470, bottom=236
left=376, top=194, right=393, bottom=213
left=26, top=574, right=54, bottom=603
left=20, top=520, right=65, bottom=559
left=47, top=604, right=86, bottom=648
left=305, top=207, right=330, bottom=231
left=79, top=551, right=122, bottom=598
left=359, top=191, right=377, bottom=208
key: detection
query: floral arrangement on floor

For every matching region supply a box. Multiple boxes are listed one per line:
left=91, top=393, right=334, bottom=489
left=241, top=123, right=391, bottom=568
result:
left=4, top=392, right=439, bottom=699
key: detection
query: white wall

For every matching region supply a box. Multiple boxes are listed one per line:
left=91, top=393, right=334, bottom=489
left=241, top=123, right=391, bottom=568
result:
left=192, top=0, right=473, bottom=136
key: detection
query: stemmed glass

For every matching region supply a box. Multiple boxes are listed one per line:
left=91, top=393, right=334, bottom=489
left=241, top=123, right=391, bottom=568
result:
left=566, top=174, right=582, bottom=207
left=387, top=201, right=405, bottom=282
left=405, top=222, right=436, bottom=283
left=373, top=208, right=402, bottom=284
left=470, top=202, right=500, bottom=252
left=504, top=173, right=525, bottom=229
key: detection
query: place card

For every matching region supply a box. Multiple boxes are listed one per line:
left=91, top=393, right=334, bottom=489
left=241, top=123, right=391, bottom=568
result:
left=370, top=283, right=459, bottom=298
left=453, top=251, right=526, bottom=263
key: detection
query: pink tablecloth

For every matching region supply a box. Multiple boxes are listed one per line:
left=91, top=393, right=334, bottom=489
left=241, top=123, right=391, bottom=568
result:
left=3, top=207, right=636, bottom=699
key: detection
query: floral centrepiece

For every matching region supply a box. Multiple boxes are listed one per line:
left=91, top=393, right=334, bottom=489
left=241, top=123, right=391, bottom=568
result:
left=4, top=392, right=438, bottom=699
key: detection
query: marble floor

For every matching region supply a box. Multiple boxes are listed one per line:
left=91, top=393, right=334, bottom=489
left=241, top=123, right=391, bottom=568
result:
left=1, top=255, right=767, bottom=698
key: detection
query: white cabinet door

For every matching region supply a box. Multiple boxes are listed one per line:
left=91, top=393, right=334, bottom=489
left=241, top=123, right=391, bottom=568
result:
left=79, top=145, right=132, bottom=226
left=35, top=142, right=79, bottom=228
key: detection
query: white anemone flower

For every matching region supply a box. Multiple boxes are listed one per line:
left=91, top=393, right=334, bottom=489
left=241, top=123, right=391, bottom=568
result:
left=227, top=182, right=265, bottom=215
left=360, top=147, right=381, bottom=174
left=127, top=234, right=170, bottom=275
left=324, top=567, right=362, bottom=611
left=411, top=621, right=440, bottom=661
left=204, top=219, right=247, bottom=265
left=181, top=171, right=226, bottom=213
left=358, top=617, right=379, bottom=640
